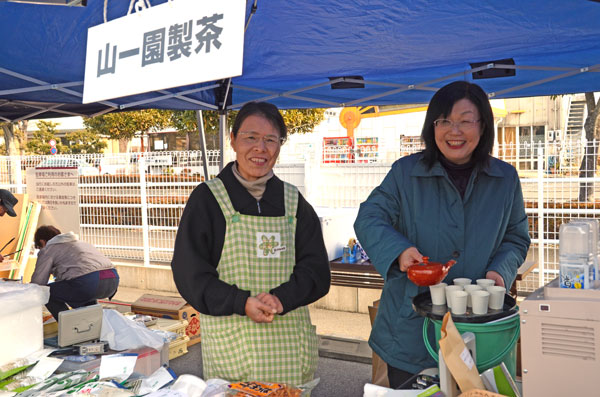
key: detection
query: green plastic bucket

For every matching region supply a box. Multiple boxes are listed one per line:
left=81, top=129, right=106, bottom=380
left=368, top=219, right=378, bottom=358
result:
left=423, top=313, right=520, bottom=378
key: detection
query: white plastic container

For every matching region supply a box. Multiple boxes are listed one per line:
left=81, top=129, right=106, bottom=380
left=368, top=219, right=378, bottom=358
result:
left=559, top=259, right=591, bottom=289
left=569, top=219, right=599, bottom=252
left=569, top=219, right=600, bottom=279
left=0, top=282, right=50, bottom=366
left=559, top=222, right=593, bottom=257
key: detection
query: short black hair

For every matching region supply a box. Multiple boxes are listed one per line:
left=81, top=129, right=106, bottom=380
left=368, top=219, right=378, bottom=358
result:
left=34, top=225, right=61, bottom=248
left=421, top=81, right=494, bottom=168
left=231, top=102, right=287, bottom=142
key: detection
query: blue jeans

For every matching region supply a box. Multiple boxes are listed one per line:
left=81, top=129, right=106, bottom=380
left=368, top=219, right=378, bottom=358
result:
left=46, top=269, right=119, bottom=321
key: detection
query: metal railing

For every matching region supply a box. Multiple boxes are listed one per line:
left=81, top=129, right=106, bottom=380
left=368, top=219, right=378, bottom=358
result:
left=2, top=141, right=599, bottom=294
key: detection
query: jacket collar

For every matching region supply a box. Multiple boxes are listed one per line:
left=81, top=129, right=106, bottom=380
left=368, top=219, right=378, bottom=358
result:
left=218, top=161, right=284, bottom=213
left=411, top=154, right=503, bottom=178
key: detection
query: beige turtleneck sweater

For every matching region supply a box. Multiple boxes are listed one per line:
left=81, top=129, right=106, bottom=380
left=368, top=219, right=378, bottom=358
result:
left=232, top=162, right=274, bottom=201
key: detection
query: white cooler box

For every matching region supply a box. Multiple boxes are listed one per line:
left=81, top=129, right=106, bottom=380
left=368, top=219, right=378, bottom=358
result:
left=0, top=282, right=50, bottom=366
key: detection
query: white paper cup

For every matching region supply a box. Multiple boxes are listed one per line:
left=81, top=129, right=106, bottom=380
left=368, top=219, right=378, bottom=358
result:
left=471, top=290, right=490, bottom=315
left=450, top=291, right=468, bottom=315
left=445, top=285, right=463, bottom=309
left=463, top=284, right=483, bottom=307
left=453, top=278, right=472, bottom=287
left=429, top=282, right=447, bottom=305
left=476, top=278, right=495, bottom=289
left=488, top=286, right=506, bottom=310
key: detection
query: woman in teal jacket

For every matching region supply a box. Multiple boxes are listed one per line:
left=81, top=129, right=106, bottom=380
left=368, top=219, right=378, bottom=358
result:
left=354, top=81, right=530, bottom=388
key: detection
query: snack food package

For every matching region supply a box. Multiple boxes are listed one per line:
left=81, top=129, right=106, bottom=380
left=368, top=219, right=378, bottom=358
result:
left=227, top=381, right=300, bottom=397
left=224, top=378, right=319, bottom=397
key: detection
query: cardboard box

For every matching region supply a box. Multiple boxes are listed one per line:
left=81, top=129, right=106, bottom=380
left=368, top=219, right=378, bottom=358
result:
left=43, top=310, right=58, bottom=337
left=131, top=294, right=201, bottom=347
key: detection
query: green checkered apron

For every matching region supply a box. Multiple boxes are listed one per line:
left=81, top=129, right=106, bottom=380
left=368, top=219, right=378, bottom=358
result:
left=201, top=178, right=318, bottom=385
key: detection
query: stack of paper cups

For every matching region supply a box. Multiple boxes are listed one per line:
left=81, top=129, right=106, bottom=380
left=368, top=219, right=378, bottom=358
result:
left=445, top=285, right=463, bottom=309
left=464, top=284, right=483, bottom=308
left=429, top=283, right=447, bottom=305
left=471, top=290, right=490, bottom=315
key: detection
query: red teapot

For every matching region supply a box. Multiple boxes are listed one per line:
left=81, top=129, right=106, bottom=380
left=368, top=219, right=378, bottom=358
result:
left=407, top=256, right=456, bottom=286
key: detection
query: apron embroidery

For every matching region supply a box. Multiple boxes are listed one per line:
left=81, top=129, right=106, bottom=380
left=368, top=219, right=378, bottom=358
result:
left=257, top=232, right=286, bottom=258
left=201, top=178, right=318, bottom=386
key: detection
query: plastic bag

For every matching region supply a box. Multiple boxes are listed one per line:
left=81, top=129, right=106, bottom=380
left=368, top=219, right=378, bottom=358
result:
left=100, top=309, right=165, bottom=351
left=16, top=370, right=96, bottom=397
left=0, top=283, right=49, bottom=315
left=168, top=374, right=207, bottom=397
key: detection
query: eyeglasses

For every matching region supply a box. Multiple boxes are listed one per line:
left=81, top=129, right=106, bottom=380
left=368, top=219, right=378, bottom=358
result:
left=433, top=119, right=480, bottom=131
left=237, top=132, right=284, bottom=148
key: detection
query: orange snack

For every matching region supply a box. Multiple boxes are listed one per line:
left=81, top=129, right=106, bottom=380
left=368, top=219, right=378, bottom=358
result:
left=228, top=381, right=301, bottom=397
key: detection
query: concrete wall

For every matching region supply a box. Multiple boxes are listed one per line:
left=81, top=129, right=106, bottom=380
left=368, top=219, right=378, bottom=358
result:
left=115, top=263, right=382, bottom=314
left=313, top=285, right=382, bottom=314
left=115, top=264, right=179, bottom=293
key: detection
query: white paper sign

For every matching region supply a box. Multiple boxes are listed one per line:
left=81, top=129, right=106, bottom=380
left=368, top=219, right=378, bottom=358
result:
left=99, top=353, right=139, bottom=382
left=28, top=357, right=64, bottom=379
left=83, top=0, right=245, bottom=103
left=26, top=168, right=80, bottom=236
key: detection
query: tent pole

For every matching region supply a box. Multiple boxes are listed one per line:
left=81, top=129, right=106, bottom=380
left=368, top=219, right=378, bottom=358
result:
left=195, top=110, right=210, bottom=180
left=217, top=78, right=232, bottom=171
left=219, top=111, right=228, bottom=170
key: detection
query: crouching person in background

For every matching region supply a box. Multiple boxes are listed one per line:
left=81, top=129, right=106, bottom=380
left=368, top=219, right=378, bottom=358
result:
left=30, top=225, right=119, bottom=321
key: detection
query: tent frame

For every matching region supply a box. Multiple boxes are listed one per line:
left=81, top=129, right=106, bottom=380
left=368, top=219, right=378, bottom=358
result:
left=2, top=62, right=600, bottom=124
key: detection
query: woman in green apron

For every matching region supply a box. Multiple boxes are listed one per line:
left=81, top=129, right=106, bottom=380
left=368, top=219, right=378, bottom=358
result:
left=171, top=102, right=331, bottom=386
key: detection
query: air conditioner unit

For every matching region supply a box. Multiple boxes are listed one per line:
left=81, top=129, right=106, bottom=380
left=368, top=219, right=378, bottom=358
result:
left=554, top=130, right=562, bottom=140
left=521, top=278, right=600, bottom=395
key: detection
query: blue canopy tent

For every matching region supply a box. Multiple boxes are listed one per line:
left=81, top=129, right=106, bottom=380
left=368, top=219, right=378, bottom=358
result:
left=1, top=0, right=600, bottom=165
left=2, top=0, right=600, bottom=117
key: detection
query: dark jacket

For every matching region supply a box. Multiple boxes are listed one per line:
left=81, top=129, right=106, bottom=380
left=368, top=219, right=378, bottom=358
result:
left=354, top=153, right=530, bottom=373
left=171, top=162, right=331, bottom=316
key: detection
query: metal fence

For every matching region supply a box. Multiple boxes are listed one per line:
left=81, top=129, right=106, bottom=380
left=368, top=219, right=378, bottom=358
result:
left=2, top=140, right=600, bottom=294
left=0, top=151, right=220, bottom=264
left=305, top=141, right=600, bottom=293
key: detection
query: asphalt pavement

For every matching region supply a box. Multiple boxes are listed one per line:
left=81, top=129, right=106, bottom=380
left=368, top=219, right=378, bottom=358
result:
left=168, top=342, right=372, bottom=397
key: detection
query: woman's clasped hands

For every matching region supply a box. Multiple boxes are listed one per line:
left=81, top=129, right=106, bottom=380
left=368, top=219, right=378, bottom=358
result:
left=245, top=292, right=284, bottom=323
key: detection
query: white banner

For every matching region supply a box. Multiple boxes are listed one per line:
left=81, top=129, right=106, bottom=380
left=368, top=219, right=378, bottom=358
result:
left=83, top=0, right=245, bottom=103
